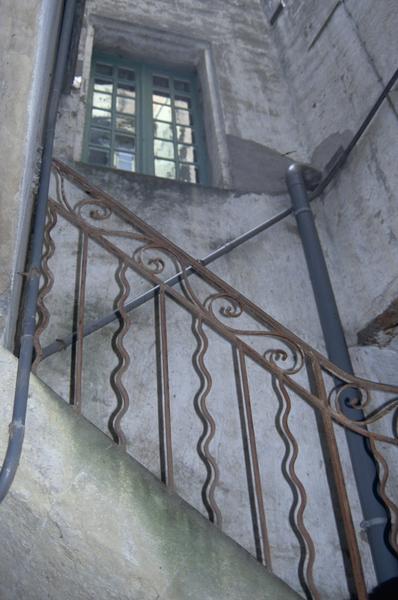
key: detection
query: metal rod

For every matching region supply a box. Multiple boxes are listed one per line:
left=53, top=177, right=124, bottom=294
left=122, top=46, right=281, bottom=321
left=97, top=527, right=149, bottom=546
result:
left=235, top=347, right=272, bottom=569
left=73, top=231, right=88, bottom=412
left=155, top=288, right=174, bottom=489
left=0, top=0, right=78, bottom=503
left=286, top=163, right=398, bottom=585
left=270, top=1, right=285, bottom=27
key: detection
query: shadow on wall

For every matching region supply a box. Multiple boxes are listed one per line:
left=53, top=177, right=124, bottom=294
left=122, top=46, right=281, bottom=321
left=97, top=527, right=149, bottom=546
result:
left=349, top=577, right=398, bottom=600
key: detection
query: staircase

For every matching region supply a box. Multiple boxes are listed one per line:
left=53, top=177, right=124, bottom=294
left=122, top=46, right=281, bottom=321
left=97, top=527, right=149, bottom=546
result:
left=30, top=160, right=398, bottom=599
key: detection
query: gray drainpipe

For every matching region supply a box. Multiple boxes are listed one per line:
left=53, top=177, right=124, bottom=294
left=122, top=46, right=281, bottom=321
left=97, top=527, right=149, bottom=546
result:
left=0, top=0, right=78, bottom=502
left=286, top=163, right=398, bottom=585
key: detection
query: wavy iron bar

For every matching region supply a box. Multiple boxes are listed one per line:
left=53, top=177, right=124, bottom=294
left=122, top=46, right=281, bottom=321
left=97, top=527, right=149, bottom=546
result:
left=32, top=159, right=398, bottom=600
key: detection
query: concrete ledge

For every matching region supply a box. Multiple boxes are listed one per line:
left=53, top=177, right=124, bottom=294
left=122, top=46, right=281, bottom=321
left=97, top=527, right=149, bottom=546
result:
left=0, top=347, right=299, bottom=600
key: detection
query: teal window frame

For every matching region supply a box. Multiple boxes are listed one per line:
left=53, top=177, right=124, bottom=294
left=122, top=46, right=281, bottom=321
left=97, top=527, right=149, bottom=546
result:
left=83, top=51, right=208, bottom=185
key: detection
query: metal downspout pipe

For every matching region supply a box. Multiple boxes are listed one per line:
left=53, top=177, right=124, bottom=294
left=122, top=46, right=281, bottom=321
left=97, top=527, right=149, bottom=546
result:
left=286, top=163, right=398, bottom=585
left=0, top=0, right=78, bottom=502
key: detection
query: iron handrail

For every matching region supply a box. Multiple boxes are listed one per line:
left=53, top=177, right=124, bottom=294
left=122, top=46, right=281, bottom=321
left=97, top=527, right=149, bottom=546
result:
left=33, top=159, right=398, bottom=600
left=44, top=159, right=398, bottom=417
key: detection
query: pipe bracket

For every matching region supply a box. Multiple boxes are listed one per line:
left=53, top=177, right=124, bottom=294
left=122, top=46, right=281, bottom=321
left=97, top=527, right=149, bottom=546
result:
left=360, top=517, right=388, bottom=531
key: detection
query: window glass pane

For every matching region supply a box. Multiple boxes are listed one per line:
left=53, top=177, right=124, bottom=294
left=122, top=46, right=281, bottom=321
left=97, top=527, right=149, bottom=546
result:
left=91, top=109, right=111, bottom=128
left=116, top=96, right=135, bottom=114
left=153, top=75, right=169, bottom=89
left=154, top=159, right=176, bottom=179
left=152, top=92, right=171, bottom=106
left=179, top=163, right=199, bottom=183
left=154, top=140, right=175, bottom=160
left=118, top=68, right=135, bottom=82
left=89, top=128, right=111, bottom=147
left=116, top=115, right=135, bottom=134
left=175, top=96, right=191, bottom=110
left=96, top=63, right=113, bottom=77
left=174, top=80, right=191, bottom=92
left=154, top=121, right=173, bottom=140
left=153, top=93, right=171, bottom=105
left=175, top=109, right=191, bottom=126
left=94, top=78, right=113, bottom=93
left=178, top=145, right=196, bottom=163
left=115, top=134, right=135, bottom=152
left=117, top=82, right=135, bottom=97
left=176, top=126, right=194, bottom=144
left=93, top=92, right=112, bottom=110
left=88, top=147, right=110, bottom=166
left=152, top=104, right=172, bottom=122
left=113, top=151, right=135, bottom=171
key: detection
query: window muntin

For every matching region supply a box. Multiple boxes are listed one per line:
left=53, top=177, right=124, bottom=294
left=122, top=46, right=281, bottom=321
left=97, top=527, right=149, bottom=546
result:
left=86, top=59, right=137, bottom=172
left=85, top=53, right=207, bottom=184
left=151, top=74, right=200, bottom=183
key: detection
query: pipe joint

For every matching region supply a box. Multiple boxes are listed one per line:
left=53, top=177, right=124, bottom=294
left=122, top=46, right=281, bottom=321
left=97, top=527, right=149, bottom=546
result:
left=293, top=206, right=312, bottom=218
left=287, top=163, right=322, bottom=192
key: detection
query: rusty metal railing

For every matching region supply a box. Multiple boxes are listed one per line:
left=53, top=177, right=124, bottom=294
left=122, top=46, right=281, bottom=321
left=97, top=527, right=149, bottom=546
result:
left=33, top=159, right=398, bottom=599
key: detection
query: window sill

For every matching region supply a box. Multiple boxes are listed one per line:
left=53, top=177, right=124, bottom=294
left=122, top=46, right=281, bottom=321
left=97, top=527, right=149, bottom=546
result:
left=75, top=160, right=221, bottom=192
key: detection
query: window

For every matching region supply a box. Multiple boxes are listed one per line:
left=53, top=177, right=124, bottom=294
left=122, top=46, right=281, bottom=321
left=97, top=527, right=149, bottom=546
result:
left=84, top=52, right=207, bottom=184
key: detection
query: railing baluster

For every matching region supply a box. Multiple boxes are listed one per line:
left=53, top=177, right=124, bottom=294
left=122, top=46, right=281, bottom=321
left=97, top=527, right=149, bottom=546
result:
left=154, top=287, right=174, bottom=489
left=32, top=206, right=57, bottom=372
left=191, top=316, right=222, bottom=526
left=233, top=347, right=272, bottom=569
left=71, top=231, right=88, bottom=412
left=368, top=439, right=398, bottom=556
left=272, top=370, right=319, bottom=599
left=309, top=355, right=368, bottom=600
left=109, top=260, right=131, bottom=447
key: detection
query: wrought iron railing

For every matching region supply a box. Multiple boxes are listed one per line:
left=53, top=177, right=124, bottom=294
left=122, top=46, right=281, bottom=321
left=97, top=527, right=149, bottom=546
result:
left=33, top=159, right=398, bottom=600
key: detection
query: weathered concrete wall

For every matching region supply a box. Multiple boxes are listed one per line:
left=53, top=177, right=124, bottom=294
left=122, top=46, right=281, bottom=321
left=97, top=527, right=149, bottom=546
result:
left=0, top=345, right=299, bottom=600
left=265, top=0, right=398, bottom=352
left=0, top=0, right=62, bottom=347
left=54, top=0, right=307, bottom=190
